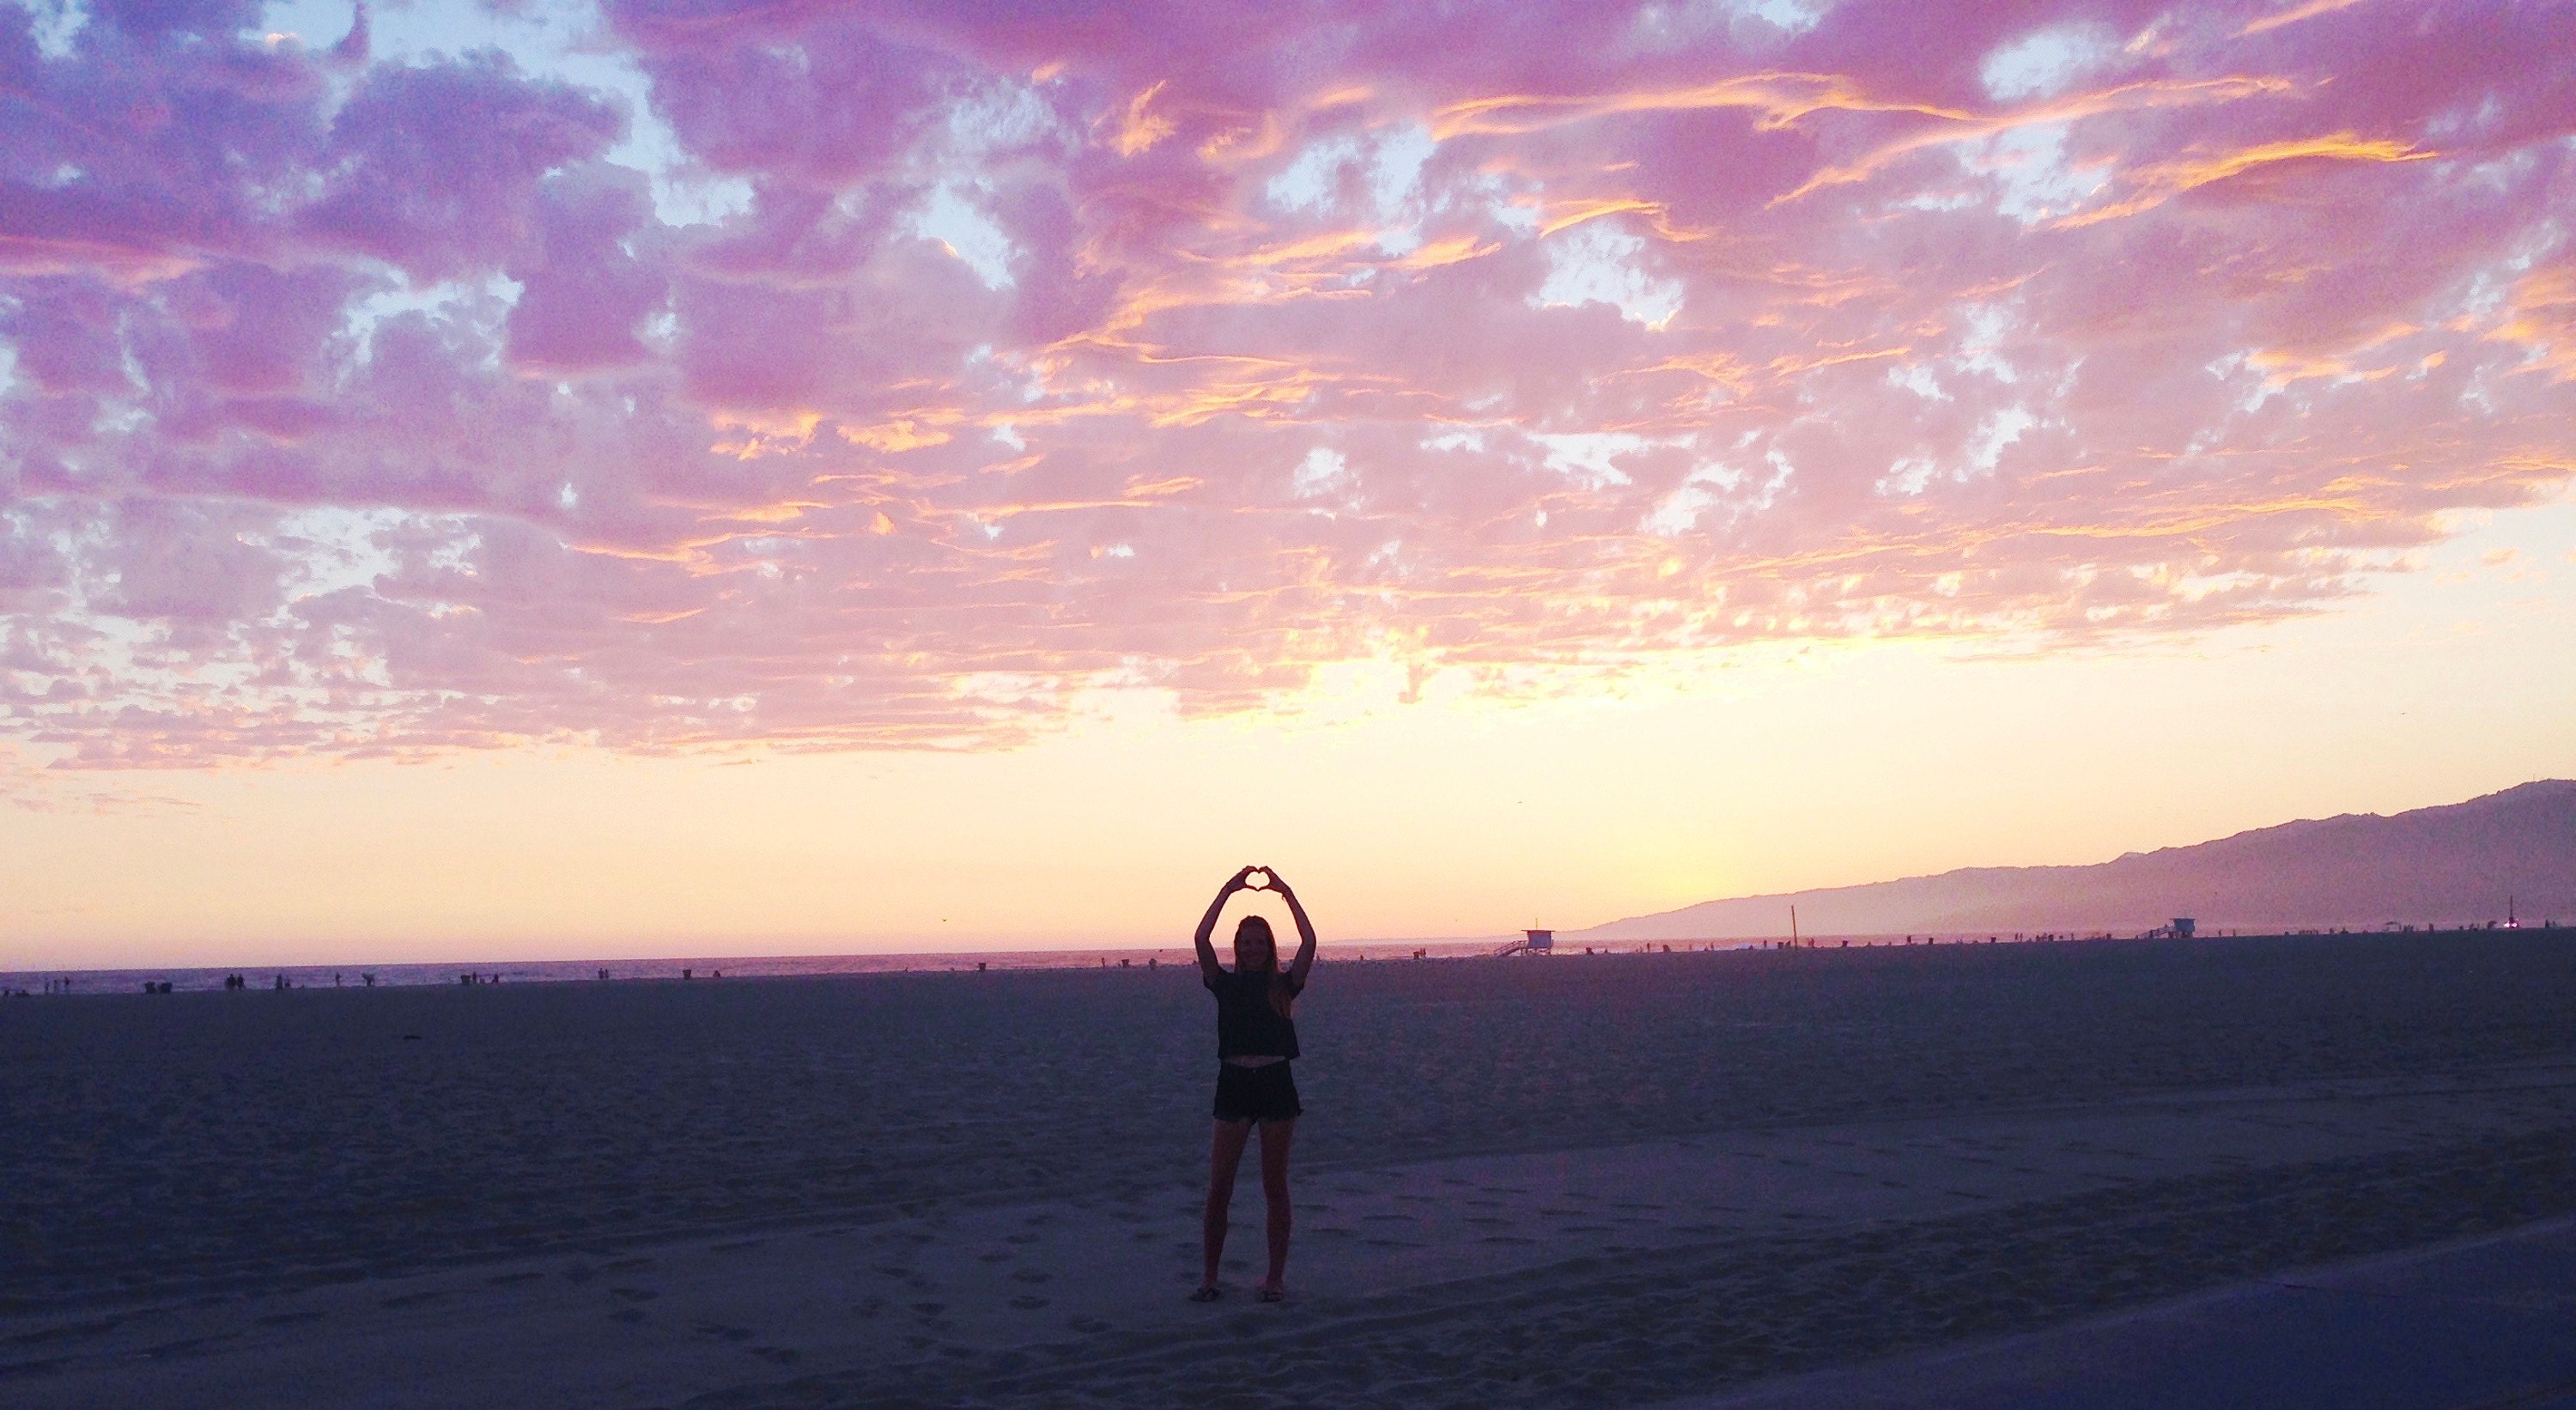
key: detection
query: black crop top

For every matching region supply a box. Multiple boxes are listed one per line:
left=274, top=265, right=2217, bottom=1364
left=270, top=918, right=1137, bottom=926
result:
left=1208, top=967, right=1301, bottom=1061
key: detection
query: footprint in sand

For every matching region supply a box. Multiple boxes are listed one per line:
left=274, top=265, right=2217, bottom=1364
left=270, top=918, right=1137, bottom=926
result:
left=1011, top=1269, right=1051, bottom=1284
left=1010, top=1295, right=1049, bottom=1310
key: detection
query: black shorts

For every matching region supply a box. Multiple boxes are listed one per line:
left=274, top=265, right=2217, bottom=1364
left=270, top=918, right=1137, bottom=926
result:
left=1212, top=1061, right=1303, bottom=1123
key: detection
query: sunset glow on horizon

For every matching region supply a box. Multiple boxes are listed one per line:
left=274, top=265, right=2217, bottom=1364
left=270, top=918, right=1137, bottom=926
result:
left=3, top=0, right=2572, bottom=968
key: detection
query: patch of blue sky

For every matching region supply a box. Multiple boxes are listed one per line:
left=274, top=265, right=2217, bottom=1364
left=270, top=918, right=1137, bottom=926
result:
left=1888, top=362, right=1947, bottom=401
left=246, top=0, right=352, bottom=52
left=2197, top=352, right=2269, bottom=427
left=1723, top=0, right=1827, bottom=33
left=1979, top=25, right=2116, bottom=102
left=1534, top=431, right=1656, bottom=489
left=1265, top=124, right=1439, bottom=256
left=340, top=273, right=521, bottom=368
left=258, top=506, right=408, bottom=601
left=1367, top=125, right=1437, bottom=255
left=1876, top=455, right=1938, bottom=496
left=256, top=0, right=753, bottom=228
left=1978, top=124, right=2110, bottom=225
left=1534, top=224, right=1683, bottom=328
left=1266, top=136, right=1358, bottom=212
left=1643, top=484, right=1716, bottom=536
left=2443, top=241, right=2549, bottom=325
left=908, top=186, right=1018, bottom=289
left=1293, top=447, right=1351, bottom=498
left=941, top=79, right=1063, bottom=158
left=1965, top=406, right=2035, bottom=472
left=2425, top=91, right=2506, bottom=143
left=1492, top=195, right=1542, bottom=234
left=10, top=0, right=87, bottom=58
left=1952, top=304, right=2023, bottom=385
left=1625, top=0, right=1826, bottom=52
left=1643, top=462, right=1745, bottom=536
left=2449, top=140, right=2554, bottom=200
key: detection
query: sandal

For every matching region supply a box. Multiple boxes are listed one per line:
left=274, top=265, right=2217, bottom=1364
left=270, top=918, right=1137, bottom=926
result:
left=1188, top=1285, right=1222, bottom=1303
left=1256, top=1286, right=1285, bottom=1304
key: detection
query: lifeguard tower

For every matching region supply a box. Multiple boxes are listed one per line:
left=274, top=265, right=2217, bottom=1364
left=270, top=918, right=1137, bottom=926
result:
left=1497, top=928, right=1554, bottom=957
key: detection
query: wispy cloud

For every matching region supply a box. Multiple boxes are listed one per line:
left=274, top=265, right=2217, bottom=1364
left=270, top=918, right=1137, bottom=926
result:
left=0, top=0, right=2567, bottom=766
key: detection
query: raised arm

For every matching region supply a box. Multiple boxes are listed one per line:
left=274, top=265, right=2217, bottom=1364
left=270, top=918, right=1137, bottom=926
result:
left=1194, top=866, right=1256, bottom=985
left=1270, top=870, right=1320, bottom=989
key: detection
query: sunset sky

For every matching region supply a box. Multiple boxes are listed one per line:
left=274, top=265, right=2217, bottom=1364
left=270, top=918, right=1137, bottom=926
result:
left=3, top=0, right=2571, bottom=968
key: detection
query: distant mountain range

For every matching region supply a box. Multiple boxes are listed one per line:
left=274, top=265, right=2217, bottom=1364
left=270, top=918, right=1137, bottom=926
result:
left=1578, top=781, right=2576, bottom=941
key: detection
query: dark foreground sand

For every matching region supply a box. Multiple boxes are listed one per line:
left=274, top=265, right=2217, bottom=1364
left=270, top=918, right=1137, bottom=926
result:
left=4, top=931, right=2575, bottom=1408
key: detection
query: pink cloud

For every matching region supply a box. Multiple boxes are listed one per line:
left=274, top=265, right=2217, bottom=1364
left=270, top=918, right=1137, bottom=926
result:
left=1, top=0, right=2571, bottom=764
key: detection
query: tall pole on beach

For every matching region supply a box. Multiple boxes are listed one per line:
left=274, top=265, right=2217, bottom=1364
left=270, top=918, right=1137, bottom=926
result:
left=1790, top=905, right=1799, bottom=949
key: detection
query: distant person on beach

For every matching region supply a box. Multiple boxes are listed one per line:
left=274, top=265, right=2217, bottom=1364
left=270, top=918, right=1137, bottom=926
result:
left=1191, top=865, right=1318, bottom=1304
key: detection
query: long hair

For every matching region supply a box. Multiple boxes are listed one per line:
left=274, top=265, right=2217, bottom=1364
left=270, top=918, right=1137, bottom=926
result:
left=1233, top=915, right=1296, bottom=1018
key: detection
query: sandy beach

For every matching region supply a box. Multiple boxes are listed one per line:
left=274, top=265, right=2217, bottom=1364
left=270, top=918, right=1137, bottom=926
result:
left=6, top=930, right=2575, bottom=1408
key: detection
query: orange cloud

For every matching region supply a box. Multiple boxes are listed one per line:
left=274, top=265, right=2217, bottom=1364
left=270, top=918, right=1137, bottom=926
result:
left=2051, top=133, right=2433, bottom=228
left=1113, top=81, right=1176, bottom=156
left=1776, top=76, right=2300, bottom=204
left=2237, top=0, right=2372, bottom=38
left=1433, top=71, right=1973, bottom=141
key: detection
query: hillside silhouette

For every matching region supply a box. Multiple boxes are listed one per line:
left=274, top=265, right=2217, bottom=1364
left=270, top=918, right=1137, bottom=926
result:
left=1581, top=781, right=2576, bottom=940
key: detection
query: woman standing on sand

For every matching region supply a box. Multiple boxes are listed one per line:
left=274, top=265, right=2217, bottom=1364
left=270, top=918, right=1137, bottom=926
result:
left=1191, top=865, right=1319, bottom=1304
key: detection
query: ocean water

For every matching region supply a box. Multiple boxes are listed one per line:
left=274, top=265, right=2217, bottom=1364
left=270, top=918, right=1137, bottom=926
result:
left=8, top=927, right=2402, bottom=996
left=0, top=938, right=1540, bottom=994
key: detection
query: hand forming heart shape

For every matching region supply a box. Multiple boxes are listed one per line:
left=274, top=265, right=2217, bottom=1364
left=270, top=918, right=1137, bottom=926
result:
left=1242, top=868, right=1272, bottom=891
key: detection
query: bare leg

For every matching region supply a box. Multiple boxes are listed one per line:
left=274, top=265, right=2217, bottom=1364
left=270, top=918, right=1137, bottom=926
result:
left=1202, top=1119, right=1255, bottom=1290
left=1256, top=1117, right=1296, bottom=1293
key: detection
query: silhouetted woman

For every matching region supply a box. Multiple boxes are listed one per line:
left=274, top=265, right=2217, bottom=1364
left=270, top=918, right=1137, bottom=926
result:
left=1190, top=864, right=1318, bottom=1303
